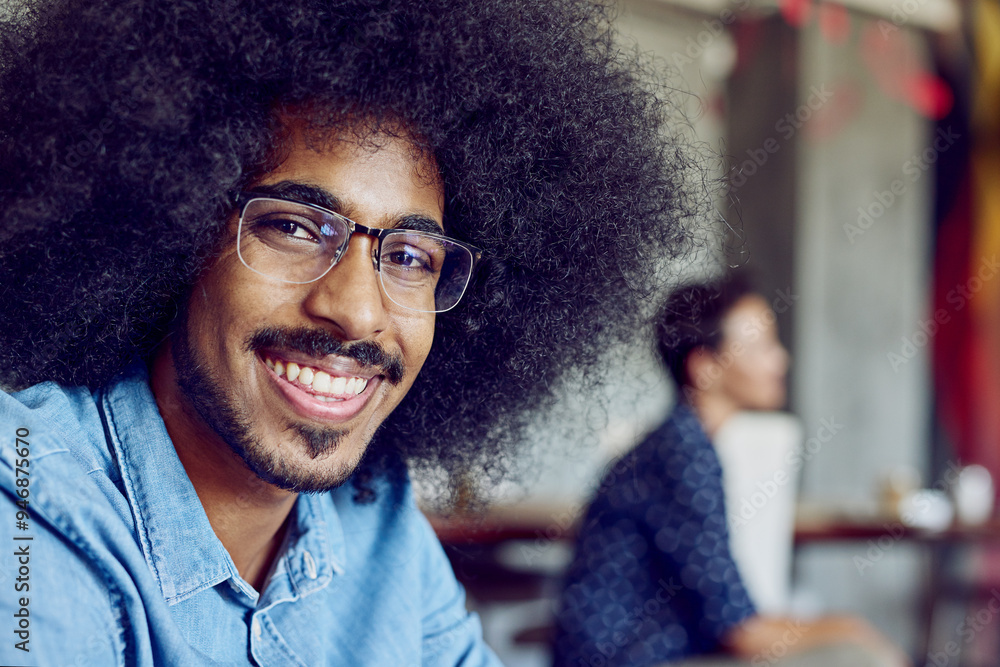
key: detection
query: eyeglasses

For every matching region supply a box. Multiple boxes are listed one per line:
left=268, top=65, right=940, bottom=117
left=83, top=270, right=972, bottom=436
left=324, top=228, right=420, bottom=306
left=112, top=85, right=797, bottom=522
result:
left=235, top=193, right=481, bottom=313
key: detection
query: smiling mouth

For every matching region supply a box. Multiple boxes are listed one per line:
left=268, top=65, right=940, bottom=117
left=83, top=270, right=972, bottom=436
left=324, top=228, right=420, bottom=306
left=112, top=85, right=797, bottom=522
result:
left=263, top=354, right=372, bottom=402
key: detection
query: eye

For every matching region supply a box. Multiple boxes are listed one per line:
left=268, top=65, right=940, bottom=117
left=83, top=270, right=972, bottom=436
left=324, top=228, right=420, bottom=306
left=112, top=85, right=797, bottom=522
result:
left=383, top=243, right=433, bottom=272
left=380, top=233, right=449, bottom=284
left=281, top=220, right=317, bottom=242
left=260, top=216, right=321, bottom=243
left=245, top=212, right=329, bottom=251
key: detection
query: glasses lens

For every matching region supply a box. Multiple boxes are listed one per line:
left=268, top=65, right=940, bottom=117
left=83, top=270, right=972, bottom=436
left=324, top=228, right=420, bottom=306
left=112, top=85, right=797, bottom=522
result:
left=237, top=198, right=349, bottom=283
left=237, top=196, right=477, bottom=312
left=378, top=232, right=475, bottom=313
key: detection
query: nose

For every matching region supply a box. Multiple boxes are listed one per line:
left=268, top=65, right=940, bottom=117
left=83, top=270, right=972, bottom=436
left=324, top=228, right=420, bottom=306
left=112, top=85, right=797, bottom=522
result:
left=301, top=234, right=389, bottom=341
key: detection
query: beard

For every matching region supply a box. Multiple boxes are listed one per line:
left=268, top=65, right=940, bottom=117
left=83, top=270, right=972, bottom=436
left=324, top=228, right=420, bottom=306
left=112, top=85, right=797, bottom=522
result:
left=171, top=316, right=404, bottom=493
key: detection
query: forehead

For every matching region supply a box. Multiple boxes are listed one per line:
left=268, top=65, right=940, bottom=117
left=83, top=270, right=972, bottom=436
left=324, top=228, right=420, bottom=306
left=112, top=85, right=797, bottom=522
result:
left=254, top=123, right=445, bottom=228
left=721, top=295, right=776, bottom=340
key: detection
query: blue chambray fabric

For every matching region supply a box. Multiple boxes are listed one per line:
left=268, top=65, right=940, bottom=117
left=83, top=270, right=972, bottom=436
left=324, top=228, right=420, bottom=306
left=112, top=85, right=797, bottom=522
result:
left=552, top=403, right=756, bottom=667
left=0, top=364, right=500, bottom=666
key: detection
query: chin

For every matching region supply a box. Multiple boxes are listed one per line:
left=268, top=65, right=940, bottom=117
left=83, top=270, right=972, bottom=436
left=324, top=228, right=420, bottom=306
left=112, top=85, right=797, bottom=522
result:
left=236, top=426, right=367, bottom=494
left=744, top=390, right=786, bottom=413
left=759, top=393, right=787, bottom=412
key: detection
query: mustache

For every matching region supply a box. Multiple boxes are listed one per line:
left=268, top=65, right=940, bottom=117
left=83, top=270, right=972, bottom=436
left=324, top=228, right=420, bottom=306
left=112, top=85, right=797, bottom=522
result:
left=245, top=327, right=406, bottom=385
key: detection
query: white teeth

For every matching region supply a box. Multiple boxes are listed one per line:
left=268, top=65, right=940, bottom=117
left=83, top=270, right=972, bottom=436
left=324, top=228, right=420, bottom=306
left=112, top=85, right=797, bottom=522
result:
left=313, top=370, right=332, bottom=393
left=266, top=355, right=370, bottom=396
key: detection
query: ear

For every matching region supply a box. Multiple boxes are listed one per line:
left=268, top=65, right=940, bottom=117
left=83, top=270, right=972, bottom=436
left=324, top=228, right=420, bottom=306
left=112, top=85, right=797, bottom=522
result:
left=684, top=346, right=719, bottom=393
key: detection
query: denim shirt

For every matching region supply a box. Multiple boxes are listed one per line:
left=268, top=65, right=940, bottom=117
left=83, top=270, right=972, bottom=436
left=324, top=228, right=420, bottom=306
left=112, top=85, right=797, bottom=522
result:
left=0, top=366, right=500, bottom=666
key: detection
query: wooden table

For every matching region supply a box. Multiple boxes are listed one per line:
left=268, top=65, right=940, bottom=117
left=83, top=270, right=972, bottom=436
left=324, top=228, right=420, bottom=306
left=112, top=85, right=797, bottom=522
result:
left=429, top=504, right=1000, bottom=665
left=794, top=512, right=1000, bottom=666
left=427, top=502, right=580, bottom=545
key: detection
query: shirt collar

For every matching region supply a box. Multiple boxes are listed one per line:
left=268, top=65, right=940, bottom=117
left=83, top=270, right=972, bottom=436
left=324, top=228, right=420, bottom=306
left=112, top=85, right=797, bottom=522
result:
left=671, top=401, right=701, bottom=430
left=100, top=362, right=350, bottom=606
left=259, top=491, right=345, bottom=608
left=100, top=362, right=237, bottom=604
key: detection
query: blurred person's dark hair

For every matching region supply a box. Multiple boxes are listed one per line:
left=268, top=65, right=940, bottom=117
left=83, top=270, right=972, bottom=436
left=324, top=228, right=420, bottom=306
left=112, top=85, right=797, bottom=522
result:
left=656, top=271, right=757, bottom=389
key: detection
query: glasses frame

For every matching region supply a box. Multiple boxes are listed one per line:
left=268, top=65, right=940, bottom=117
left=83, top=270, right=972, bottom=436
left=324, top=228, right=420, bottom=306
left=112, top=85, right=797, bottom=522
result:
left=234, top=192, right=482, bottom=313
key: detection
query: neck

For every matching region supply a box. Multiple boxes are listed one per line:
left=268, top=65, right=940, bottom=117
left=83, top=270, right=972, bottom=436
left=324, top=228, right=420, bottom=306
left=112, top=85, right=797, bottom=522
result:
left=687, top=387, right=739, bottom=438
left=150, top=345, right=297, bottom=591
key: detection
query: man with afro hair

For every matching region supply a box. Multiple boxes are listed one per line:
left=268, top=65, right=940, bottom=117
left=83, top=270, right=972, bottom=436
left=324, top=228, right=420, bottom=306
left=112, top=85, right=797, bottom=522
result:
left=0, top=0, right=695, bottom=664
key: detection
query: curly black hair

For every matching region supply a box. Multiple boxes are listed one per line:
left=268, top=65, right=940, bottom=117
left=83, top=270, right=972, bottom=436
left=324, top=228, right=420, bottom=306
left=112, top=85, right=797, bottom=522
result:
left=0, top=0, right=702, bottom=499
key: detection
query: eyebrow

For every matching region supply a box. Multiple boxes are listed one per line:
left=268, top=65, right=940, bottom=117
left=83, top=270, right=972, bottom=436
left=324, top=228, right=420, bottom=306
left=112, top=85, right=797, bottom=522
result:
left=248, top=181, right=444, bottom=234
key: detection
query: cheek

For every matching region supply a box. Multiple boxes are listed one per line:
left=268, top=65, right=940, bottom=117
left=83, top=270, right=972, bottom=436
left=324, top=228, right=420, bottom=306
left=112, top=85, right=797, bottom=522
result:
left=727, top=359, right=774, bottom=396
left=186, top=260, right=280, bottom=355
left=395, top=314, right=436, bottom=374
left=410, top=319, right=436, bottom=363
left=771, top=349, right=790, bottom=375
left=729, top=367, right=760, bottom=395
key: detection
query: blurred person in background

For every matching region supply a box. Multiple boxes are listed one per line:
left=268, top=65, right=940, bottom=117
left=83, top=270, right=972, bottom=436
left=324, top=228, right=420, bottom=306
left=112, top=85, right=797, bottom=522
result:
left=552, top=273, right=908, bottom=667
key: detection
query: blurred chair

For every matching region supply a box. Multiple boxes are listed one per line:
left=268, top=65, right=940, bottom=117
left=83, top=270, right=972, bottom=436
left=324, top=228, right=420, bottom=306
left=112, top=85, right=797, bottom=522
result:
left=713, top=411, right=803, bottom=615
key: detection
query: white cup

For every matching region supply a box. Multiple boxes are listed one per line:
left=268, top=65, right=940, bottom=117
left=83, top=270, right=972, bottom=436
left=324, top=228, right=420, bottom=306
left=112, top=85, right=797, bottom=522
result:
left=899, top=489, right=954, bottom=531
left=953, top=464, right=994, bottom=526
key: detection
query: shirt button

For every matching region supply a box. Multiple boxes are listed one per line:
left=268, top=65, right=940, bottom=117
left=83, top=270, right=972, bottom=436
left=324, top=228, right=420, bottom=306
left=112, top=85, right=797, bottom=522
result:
left=303, top=550, right=318, bottom=580
left=252, top=617, right=262, bottom=640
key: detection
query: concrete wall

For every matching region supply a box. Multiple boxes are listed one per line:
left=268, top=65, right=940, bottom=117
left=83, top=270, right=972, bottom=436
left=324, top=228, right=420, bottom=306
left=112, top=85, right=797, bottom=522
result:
left=793, top=18, right=932, bottom=512
left=620, top=1, right=935, bottom=654
left=791, top=15, right=932, bottom=652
